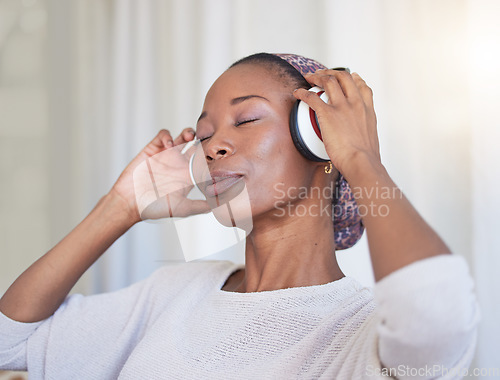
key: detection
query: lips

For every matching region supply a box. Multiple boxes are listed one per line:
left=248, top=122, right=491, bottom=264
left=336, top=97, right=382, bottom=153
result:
left=204, top=171, right=244, bottom=198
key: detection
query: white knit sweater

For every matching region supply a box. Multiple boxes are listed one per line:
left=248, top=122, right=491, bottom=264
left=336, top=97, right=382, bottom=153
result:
left=0, top=254, right=479, bottom=379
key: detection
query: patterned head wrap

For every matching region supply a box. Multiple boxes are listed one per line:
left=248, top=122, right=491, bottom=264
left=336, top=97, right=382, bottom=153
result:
left=274, top=53, right=365, bottom=250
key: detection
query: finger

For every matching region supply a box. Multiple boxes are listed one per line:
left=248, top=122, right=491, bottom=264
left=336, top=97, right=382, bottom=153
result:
left=293, top=88, right=329, bottom=112
left=140, top=196, right=172, bottom=220
left=144, top=129, right=174, bottom=156
left=155, top=129, right=174, bottom=148
left=351, top=72, right=374, bottom=108
left=307, top=69, right=361, bottom=101
left=184, top=200, right=211, bottom=216
left=172, top=198, right=211, bottom=217
left=174, top=128, right=196, bottom=146
left=312, top=74, right=346, bottom=107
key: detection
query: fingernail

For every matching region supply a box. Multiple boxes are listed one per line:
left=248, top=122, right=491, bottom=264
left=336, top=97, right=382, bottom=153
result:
left=188, top=130, right=195, bottom=136
left=167, top=140, right=173, bottom=147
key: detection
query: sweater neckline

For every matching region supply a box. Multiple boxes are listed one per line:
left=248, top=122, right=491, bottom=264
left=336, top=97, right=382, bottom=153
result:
left=213, top=261, right=362, bottom=299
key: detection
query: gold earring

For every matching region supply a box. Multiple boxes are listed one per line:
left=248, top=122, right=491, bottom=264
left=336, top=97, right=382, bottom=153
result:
left=324, top=161, right=332, bottom=174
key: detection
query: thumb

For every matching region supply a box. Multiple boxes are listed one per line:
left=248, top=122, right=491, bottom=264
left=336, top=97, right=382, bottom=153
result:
left=186, top=200, right=211, bottom=216
left=140, top=197, right=173, bottom=220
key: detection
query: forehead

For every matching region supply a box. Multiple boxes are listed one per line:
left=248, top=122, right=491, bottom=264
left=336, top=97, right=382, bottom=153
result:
left=205, top=63, right=289, bottom=102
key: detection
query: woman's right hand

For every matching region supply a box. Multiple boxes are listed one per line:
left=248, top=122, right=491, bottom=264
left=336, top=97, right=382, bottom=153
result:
left=0, top=128, right=210, bottom=323
left=109, top=128, right=210, bottom=225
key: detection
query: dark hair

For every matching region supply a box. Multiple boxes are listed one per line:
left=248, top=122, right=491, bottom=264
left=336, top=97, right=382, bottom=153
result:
left=230, top=53, right=311, bottom=90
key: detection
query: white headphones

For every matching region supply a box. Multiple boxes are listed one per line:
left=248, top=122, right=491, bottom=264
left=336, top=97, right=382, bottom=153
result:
left=289, top=67, right=350, bottom=162
left=180, top=138, right=201, bottom=189
left=289, top=86, right=330, bottom=162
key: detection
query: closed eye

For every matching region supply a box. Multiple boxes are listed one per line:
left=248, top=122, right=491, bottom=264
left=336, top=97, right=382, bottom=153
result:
left=199, top=119, right=259, bottom=142
left=235, top=118, right=258, bottom=127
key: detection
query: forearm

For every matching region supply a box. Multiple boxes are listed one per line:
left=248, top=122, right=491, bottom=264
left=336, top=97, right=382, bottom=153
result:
left=0, top=192, right=135, bottom=323
left=343, top=152, right=450, bottom=281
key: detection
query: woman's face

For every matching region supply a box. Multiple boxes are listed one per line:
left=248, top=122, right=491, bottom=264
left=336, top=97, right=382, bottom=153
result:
left=195, top=63, right=322, bottom=225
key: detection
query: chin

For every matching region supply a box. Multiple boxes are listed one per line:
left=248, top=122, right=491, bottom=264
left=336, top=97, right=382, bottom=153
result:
left=210, top=185, right=254, bottom=233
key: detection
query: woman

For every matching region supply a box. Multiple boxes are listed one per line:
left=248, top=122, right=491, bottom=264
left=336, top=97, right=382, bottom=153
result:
left=0, top=53, right=479, bottom=379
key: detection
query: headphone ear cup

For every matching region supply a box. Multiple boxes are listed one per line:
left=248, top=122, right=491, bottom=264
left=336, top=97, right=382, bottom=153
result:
left=289, top=95, right=330, bottom=162
left=290, top=100, right=323, bottom=161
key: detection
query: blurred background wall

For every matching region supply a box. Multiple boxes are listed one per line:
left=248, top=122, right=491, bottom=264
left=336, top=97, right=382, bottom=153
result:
left=0, top=0, right=498, bottom=377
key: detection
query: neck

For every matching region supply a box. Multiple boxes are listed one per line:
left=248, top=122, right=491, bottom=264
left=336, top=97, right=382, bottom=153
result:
left=233, top=197, right=345, bottom=293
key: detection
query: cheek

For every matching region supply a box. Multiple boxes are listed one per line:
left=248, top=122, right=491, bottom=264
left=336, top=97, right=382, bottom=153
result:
left=248, top=123, right=295, bottom=176
left=243, top=122, right=316, bottom=210
left=250, top=117, right=303, bottom=163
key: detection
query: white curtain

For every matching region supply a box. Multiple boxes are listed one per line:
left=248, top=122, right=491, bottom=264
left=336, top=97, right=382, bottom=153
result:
left=468, top=0, right=500, bottom=373
left=47, top=0, right=172, bottom=293
left=45, top=0, right=499, bottom=372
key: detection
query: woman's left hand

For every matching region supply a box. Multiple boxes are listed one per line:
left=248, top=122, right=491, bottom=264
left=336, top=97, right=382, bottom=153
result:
left=293, top=70, right=380, bottom=177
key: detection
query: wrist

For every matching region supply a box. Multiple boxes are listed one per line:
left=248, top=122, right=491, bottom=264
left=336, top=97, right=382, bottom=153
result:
left=340, top=151, right=388, bottom=185
left=99, top=190, right=141, bottom=229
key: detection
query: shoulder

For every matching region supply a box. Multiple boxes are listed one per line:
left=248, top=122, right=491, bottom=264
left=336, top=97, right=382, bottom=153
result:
left=145, top=260, right=241, bottom=294
left=149, top=260, right=239, bottom=281
left=59, top=260, right=240, bottom=316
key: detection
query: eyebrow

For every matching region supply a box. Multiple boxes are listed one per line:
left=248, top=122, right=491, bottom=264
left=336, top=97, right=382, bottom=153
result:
left=231, top=94, right=269, bottom=105
left=197, top=95, right=269, bottom=123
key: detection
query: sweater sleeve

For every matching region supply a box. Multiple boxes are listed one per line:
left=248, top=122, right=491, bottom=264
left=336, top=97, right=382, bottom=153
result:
left=0, top=265, right=175, bottom=379
left=373, top=254, right=480, bottom=380
left=0, top=309, right=43, bottom=370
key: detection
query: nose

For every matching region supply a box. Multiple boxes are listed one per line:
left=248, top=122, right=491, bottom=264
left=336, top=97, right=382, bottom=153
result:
left=204, top=135, right=235, bottom=161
